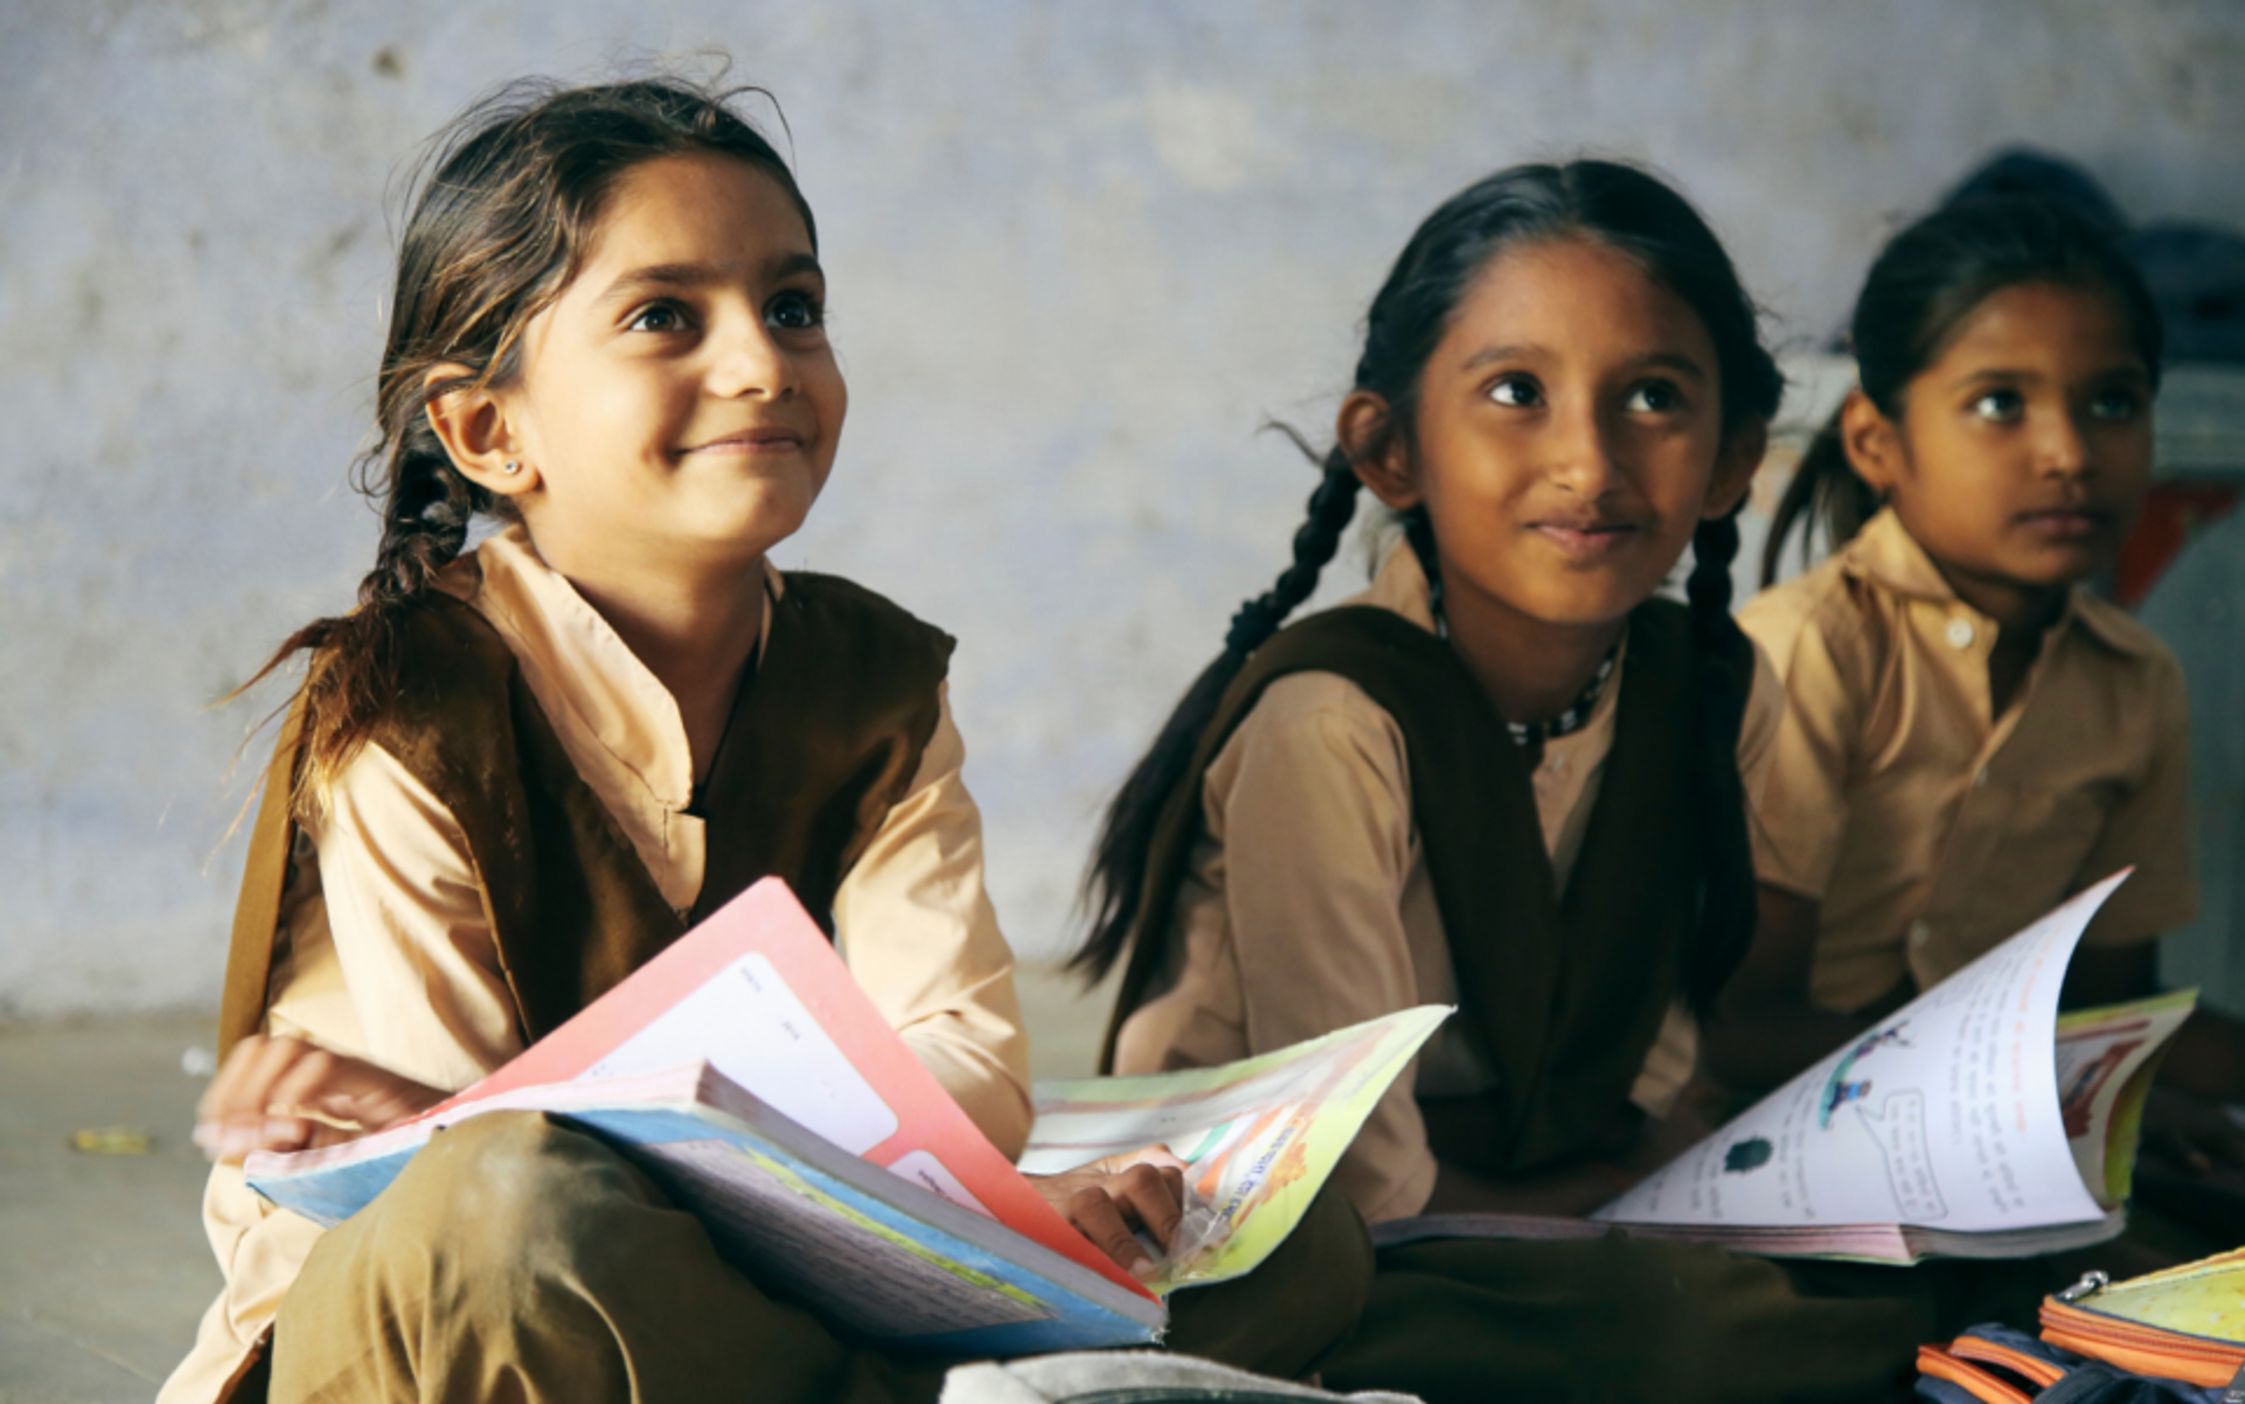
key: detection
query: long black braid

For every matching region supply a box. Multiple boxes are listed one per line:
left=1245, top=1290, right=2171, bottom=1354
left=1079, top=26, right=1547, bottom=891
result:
left=1681, top=509, right=1759, bottom=1011
left=1076, top=444, right=1362, bottom=981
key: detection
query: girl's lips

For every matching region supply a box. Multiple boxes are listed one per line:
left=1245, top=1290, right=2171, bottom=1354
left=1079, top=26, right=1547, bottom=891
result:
left=682, top=430, right=806, bottom=456
left=1529, top=522, right=1641, bottom=560
left=2015, top=508, right=2112, bottom=542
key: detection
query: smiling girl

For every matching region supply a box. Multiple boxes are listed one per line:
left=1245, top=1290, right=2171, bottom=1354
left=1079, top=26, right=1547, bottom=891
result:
left=1084, top=159, right=1776, bottom=1238
left=164, top=78, right=1363, bottom=1404
left=1711, top=195, right=2245, bottom=1174
left=1074, top=163, right=1988, bottom=1400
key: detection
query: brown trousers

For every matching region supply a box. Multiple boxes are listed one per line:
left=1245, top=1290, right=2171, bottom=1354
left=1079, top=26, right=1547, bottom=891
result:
left=269, top=1113, right=1372, bottom=1403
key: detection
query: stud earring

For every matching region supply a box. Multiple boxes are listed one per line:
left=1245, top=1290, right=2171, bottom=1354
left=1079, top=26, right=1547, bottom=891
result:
left=502, top=460, right=522, bottom=475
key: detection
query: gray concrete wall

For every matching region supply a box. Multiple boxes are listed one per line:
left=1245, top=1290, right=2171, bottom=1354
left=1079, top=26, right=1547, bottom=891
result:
left=5, top=0, right=2242, bottom=1015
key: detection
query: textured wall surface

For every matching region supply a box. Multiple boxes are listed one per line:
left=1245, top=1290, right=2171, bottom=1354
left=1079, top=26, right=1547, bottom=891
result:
left=4, top=1, right=2243, bottom=1015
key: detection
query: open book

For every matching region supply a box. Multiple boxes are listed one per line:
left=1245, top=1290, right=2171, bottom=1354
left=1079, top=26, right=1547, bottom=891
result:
left=1024, top=1004, right=1452, bottom=1293
left=244, top=879, right=1438, bottom=1353
left=1374, top=872, right=2197, bottom=1265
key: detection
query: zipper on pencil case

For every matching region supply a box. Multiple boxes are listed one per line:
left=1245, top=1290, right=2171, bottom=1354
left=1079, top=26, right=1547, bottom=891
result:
left=2039, top=1272, right=2245, bottom=1388
left=1947, top=1335, right=2067, bottom=1388
left=1915, top=1345, right=2036, bottom=1404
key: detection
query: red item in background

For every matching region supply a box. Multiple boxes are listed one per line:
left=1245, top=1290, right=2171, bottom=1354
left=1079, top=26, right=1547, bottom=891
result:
left=2115, top=484, right=2240, bottom=606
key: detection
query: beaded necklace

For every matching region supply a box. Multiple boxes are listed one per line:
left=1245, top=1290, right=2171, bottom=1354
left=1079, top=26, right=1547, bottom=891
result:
left=1407, top=516, right=1623, bottom=751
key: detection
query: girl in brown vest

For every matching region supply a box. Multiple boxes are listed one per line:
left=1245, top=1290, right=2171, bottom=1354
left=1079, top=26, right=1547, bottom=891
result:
left=168, top=78, right=1364, bottom=1404
left=1078, top=163, right=2013, bottom=1401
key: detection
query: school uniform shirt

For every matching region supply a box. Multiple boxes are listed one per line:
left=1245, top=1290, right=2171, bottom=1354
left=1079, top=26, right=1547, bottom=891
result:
left=1111, top=541, right=1783, bottom=1224
left=164, top=526, right=1029, bottom=1404
left=1742, top=507, right=2197, bottom=1015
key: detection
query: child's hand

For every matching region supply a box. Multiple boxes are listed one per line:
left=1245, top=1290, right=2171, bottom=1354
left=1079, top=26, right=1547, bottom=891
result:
left=1026, top=1145, right=1188, bottom=1281
left=192, top=1034, right=444, bottom=1163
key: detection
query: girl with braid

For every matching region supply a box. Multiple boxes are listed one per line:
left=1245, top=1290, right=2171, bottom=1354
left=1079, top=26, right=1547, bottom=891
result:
left=1080, top=162, right=2010, bottom=1401
left=167, top=77, right=1363, bottom=1404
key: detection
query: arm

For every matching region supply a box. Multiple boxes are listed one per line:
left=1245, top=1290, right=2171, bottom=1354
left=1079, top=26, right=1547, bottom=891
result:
left=1213, top=685, right=1442, bottom=1222
left=1700, top=886, right=1909, bottom=1093
left=830, top=686, right=1033, bottom=1160
left=830, top=693, right=1194, bottom=1270
left=195, top=741, right=523, bottom=1158
left=2057, top=655, right=2245, bottom=1163
left=1709, top=603, right=1892, bottom=1091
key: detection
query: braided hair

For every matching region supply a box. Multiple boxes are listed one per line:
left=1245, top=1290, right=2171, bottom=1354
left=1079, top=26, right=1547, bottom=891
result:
left=1078, top=161, right=1782, bottom=1016
left=232, top=76, right=813, bottom=811
left=1761, top=195, right=2162, bottom=585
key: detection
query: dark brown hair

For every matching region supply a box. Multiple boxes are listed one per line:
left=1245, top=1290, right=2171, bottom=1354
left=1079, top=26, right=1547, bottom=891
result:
left=236, top=76, right=812, bottom=807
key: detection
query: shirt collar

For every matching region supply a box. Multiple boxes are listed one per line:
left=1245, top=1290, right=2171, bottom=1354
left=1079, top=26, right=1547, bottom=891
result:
left=1840, top=507, right=2153, bottom=659
left=449, top=524, right=781, bottom=810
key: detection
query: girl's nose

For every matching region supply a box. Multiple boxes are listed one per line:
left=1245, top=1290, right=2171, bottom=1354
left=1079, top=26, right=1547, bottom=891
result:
left=705, top=322, right=797, bottom=400
left=2036, top=408, right=2092, bottom=477
left=1546, top=403, right=1625, bottom=497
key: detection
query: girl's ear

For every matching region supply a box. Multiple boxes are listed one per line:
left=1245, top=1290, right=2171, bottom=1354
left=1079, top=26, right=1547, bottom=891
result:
left=1339, top=390, right=1418, bottom=511
left=1702, top=419, right=1768, bottom=521
left=1838, top=387, right=1904, bottom=496
left=422, top=365, right=538, bottom=500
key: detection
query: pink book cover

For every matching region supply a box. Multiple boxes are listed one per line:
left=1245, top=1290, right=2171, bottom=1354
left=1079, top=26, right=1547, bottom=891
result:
left=423, top=878, right=1151, bottom=1302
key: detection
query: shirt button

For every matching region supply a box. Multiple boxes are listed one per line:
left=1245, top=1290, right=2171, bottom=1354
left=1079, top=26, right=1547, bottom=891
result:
left=1944, top=618, right=1976, bottom=650
left=1973, top=767, right=1990, bottom=789
left=1908, top=918, right=1933, bottom=949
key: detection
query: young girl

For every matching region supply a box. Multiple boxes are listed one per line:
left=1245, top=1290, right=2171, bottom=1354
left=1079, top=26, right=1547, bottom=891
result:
left=165, top=78, right=1364, bottom=1404
left=1078, top=162, right=1991, bottom=1401
left=1709, top=197, right=2245, bottom=1172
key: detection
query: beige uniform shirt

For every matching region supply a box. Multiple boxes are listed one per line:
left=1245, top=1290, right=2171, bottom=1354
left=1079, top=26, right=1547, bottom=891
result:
left=165, top=527, right=1029, bottom=1403
left=1112, top=542, right=1781, bottom=1224
left=1742, top=508, right=2198, bottom=1013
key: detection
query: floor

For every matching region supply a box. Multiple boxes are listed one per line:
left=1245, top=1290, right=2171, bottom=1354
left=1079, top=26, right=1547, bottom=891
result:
left=0, top=967, right=1116, bottom=1403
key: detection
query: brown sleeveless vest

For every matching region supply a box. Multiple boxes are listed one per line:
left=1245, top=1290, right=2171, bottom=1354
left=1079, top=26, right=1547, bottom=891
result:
left=218, top=573, right=954, bottom=1057
left=1103, top=599, right=1726, bottom=1174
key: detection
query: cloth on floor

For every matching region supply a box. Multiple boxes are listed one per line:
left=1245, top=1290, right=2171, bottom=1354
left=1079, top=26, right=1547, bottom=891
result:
left=940, top=1352, right=1421, bottom=1403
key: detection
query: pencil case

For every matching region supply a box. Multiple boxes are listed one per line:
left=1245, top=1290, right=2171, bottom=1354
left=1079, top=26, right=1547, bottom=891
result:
left=1916, top=1249, right=2245, bottom=1402
left=2040, top=1253, right=2245, bottom=1390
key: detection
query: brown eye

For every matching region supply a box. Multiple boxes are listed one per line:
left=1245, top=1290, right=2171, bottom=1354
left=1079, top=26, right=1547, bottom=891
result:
left=2087, top=387, right=2144, bottom=423
left=766, top=289, right=824, bottom=331
left=1624, top=380, right=1684, bottom=413
left=1969, top=389, right=2024, bottom=423
left=1486, top=375, right=1542, bottom=408
left=626, top=301, right=688, bottom=334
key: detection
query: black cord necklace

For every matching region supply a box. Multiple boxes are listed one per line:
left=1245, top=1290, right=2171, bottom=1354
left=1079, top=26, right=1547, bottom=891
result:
left=1407, top=515, right=1622, bottom=752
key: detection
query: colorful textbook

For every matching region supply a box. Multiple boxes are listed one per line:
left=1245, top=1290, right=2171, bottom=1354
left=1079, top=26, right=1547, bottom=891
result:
left=1376, top=872, right=2197, bottom=1265
left=244, top=879, right=1443, bottom=1355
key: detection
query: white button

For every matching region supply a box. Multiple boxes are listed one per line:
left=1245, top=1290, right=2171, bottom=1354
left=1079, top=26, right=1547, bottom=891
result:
left=1908, top=918, right=1933, bottom=949
left=1944, top=618, right=1976, bottom=649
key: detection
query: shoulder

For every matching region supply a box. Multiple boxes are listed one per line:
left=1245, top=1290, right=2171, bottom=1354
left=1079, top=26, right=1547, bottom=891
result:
left=2072, top=593, right=2184, bottom=682
left=2068, top=595, right=2190, bottom=745
left=357, top=596, right=521, bottom=778
left=773, top=571, right=956, bottom=674
left=1738, top=552, right=1886, bottom=689
left=1207, top=667, right=1410, bottom=805
left=1737, top=635, right=1784, bottom=759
